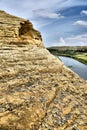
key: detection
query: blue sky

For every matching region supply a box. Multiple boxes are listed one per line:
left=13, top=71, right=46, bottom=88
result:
left=0, top=0, right=87, bottom=47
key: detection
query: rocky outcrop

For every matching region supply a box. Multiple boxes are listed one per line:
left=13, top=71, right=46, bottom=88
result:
left=0, top=10, right=43, bottom=47
left=0, top=11, right=87, bottom=130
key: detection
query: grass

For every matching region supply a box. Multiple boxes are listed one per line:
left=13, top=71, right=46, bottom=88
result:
left=48, top=48, right=87, bottom=65
left=73, top=53, right=87, bottom=64
left=59, top=53, right=87, bottom=65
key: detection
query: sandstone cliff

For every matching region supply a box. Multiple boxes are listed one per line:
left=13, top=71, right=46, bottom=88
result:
left=0, top=10, right=43, bottom=47
left=0, top=11, right=87, bottom=130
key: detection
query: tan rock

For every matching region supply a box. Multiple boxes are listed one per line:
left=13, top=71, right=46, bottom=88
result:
left=0, top=10, right=87, bottom=130
left=62, top=107, right=71, bottom=115
left=0, top=10, right=43, bottom=47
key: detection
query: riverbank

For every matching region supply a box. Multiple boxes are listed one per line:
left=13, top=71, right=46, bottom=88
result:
left=47, top=46, right=87, bottom=65
left=59, top=56, right=87, bottom=80
left=58, top=53, right=87, bottom=65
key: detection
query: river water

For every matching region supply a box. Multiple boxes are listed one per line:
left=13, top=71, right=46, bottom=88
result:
left=59, top=56, right=87, bottom=80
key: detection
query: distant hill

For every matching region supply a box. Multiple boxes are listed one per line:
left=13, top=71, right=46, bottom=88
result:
left=48, top=46, right=87, bottom=52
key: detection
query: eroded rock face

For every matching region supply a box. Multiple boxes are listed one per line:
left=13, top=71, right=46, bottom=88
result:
left=0, top=11, right=87, bottom=130
left=0, top=10, right=43, bottom=47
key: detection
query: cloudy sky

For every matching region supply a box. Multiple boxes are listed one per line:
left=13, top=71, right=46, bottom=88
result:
left=0, top=0, right=87, bottom=47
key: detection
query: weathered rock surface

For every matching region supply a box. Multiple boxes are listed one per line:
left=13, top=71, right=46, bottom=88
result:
left=0, top=11, right=87, bottom=130
left=0, top=10, right=43, bottom=47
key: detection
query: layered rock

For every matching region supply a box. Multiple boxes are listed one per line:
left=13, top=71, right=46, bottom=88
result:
left=0, top=11, right=87, bottom=130
left=0, top=10, right=43, bottom=47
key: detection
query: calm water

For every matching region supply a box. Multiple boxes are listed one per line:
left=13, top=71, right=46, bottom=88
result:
left=59, top=56, right=87, bottom=80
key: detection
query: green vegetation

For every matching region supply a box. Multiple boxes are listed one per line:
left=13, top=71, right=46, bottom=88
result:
left=47, top=46, right=87, bottom=65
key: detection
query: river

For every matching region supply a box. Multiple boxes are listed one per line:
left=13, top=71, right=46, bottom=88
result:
left=59, top=56, right=87, bottom=80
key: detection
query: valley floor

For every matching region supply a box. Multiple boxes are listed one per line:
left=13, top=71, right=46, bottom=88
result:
left=48, top=47, right=87, bottom=64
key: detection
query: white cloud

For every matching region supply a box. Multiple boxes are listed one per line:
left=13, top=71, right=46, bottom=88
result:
left=74, top=20, right=87, bottom=26
left=0, top=0, right=63, bottom=19
left=59, top=37, right=66, bottom=45
left=81, top=10, right=87, bottom=16
left=0, top=0, right=86, bottom=19
left=47, top=34, right=87, bottom=47
left=74, top=10, right=87, bottom=27
left=56, top=34, right=87, bottom=46
left=33, top=9, right=64, bottom=19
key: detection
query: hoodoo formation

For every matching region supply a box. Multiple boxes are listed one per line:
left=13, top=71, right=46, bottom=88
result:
left=0, top=11, right=87, bottom=130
